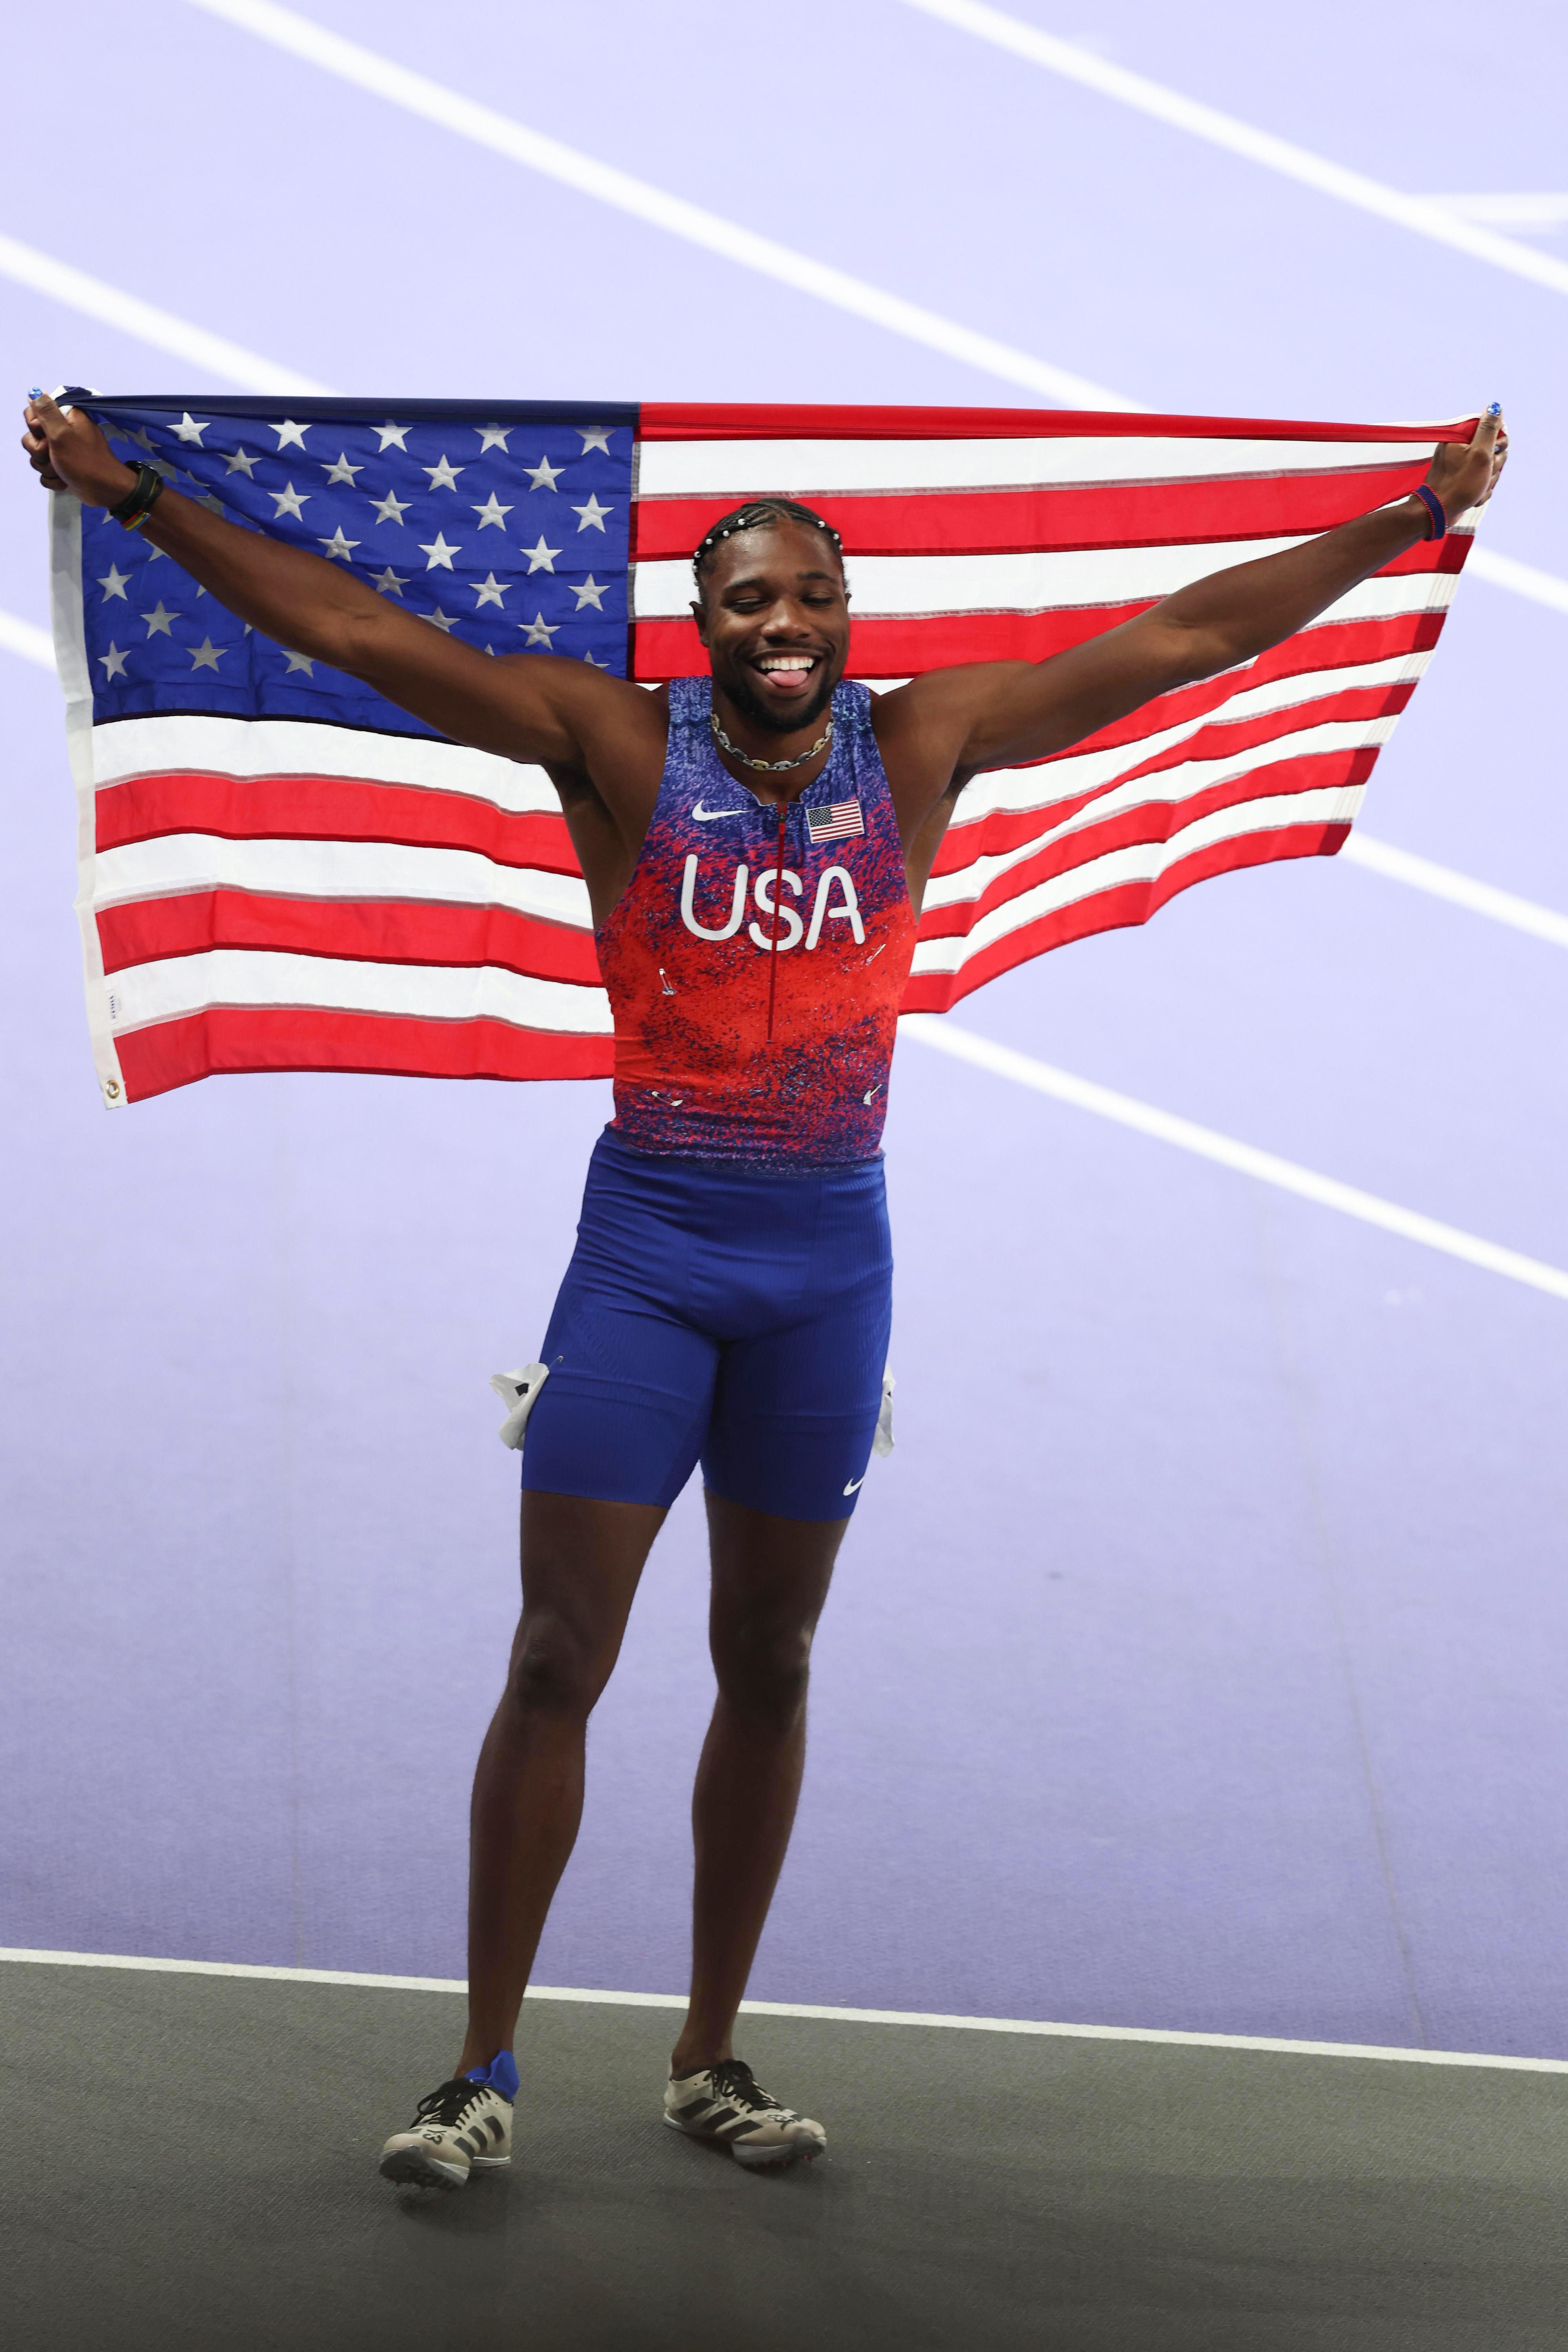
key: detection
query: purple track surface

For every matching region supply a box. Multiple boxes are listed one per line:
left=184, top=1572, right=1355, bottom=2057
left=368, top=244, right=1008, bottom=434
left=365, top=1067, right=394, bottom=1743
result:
left=3, top=2, right=1566, bottom=2054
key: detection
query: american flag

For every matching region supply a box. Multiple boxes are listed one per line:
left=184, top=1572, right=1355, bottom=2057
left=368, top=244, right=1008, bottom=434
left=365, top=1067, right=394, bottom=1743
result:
left=49, top=394, right=1477, bottom=1107
left=805, top=797, right=867, bottom=846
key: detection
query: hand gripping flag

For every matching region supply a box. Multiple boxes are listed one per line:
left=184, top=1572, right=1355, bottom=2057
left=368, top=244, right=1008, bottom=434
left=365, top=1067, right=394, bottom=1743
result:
left=47, top=394, right=1481, bottom=1107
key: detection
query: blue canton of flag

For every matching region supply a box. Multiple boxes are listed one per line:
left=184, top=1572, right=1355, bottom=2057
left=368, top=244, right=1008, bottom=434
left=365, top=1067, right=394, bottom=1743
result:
left=71, top=394, right=638, bottom=738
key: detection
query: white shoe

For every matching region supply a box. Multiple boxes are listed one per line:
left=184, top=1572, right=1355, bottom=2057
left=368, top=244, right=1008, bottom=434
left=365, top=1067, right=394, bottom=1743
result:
left=663, top=2058, right=827, bottom=2169
left=379, top=2075, right=513, bottom=2190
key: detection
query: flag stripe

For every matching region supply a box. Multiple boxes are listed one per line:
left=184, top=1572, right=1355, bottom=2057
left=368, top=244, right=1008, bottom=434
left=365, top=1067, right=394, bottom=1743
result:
left=107, top=949, right=613, bottom=1035
left=114, top=1009, right=614, bottom=1102
left=97, top=893, right=601, bottom=986
left=96, top=773, right=580, bottom=874
left=637, top=403, right=1468, bottom=451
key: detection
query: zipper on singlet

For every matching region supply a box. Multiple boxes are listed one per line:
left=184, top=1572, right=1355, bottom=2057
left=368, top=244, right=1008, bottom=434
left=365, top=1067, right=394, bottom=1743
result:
left=765, top=802, right=788, bottom=1044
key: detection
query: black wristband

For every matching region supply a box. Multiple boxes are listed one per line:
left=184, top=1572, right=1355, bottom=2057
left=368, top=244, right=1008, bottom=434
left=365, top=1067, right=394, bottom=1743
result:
left=108, top=463, right=165, bottom=532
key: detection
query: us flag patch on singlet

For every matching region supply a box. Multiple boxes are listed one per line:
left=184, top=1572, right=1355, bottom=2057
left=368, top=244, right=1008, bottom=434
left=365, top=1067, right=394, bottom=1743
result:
left=805, top=798, right=866, bottom=845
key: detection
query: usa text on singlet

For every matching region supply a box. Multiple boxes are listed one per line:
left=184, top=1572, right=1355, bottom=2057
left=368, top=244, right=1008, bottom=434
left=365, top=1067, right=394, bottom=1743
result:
left=595, top=678, right=918, bottom=1169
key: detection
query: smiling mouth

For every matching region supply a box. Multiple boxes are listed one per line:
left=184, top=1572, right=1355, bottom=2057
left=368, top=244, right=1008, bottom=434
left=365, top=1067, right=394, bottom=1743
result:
left=751, top=653, right=820, bottom=695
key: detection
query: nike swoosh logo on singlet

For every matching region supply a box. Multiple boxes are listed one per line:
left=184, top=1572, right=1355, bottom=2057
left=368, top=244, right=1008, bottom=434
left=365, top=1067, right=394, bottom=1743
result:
left=691, top=803, right=739, bottom=821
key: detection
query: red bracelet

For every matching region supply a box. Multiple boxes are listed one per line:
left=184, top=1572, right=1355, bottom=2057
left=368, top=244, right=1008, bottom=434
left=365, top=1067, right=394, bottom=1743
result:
left=1411, top=485, right=1446, bottom=542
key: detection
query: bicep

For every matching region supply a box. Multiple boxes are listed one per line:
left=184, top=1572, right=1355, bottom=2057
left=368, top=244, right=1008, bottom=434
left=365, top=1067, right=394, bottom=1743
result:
left=951, top=610, right=1221, bottom=773
left=342, top=610, right=586, bottom=764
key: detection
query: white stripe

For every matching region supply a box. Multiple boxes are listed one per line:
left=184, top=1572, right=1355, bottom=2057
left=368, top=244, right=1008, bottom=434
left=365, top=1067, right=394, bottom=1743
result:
left=917, top=784, right=1364, bottom=937
left=3, top=1947, right=1564, bottom=2075
left=641, top=539, right=1460, bottom=622
left=1426, top=193, right=1568, bottom=230
left=1464, top=544, right=1568, bottom=615
left=947, top=654, right=1432, bottom=836
left=106, top=949, right=611, bottom=1036
left=900, top=1015, right=1568, bottom=1305
left=0, top=606, right=54, bottom=666
left=0, top=230, right=332, bottom=394
left=898, top=0, right=1568, bottom=300
left=93, top=834, right=593, bottom=927
left=88, top=713, right=557, bottom=814
left=1343, top=833, right=1568, bottom=949
left=925, top=775, right=1368, bottom=920
left=638, top=434, right=1435, bottom=499
left=180, top=0, right=1128, bottom=412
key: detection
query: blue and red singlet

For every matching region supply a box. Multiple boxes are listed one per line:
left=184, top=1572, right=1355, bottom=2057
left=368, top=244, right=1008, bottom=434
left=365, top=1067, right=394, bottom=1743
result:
left=519, top=679, right=916, bottom=1521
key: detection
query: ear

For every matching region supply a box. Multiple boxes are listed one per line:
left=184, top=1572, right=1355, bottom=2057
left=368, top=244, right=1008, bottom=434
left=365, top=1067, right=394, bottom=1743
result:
left=690, top=596, right=711, bottom=648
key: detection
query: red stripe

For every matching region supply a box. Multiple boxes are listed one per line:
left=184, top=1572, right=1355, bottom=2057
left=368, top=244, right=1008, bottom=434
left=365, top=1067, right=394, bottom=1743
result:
left=917, top=750, right=1376, bottom=940
left=114, top=1008, right=614, bottom=1103
left=900, top=824, right=1351, bottom=1013
left=640, top=404, right=1473, bottom=445
left=96, top=892, right=601, bottom=984
left=932, top=690, right=1405, bottom=877
left=96, top=771, right=581, bottom=872
left=632, top=463, right=1433, bottom=560
left=634, top=573, right=1453, bottom=680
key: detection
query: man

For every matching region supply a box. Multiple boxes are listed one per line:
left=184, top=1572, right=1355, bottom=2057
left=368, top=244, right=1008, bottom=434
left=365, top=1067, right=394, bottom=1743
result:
left=24, top=392, right=1505, bottom=2187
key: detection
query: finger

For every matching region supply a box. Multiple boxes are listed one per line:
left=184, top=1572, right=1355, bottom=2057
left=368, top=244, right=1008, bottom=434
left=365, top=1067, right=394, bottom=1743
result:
left=1470, top=401, right=1502, bottom=451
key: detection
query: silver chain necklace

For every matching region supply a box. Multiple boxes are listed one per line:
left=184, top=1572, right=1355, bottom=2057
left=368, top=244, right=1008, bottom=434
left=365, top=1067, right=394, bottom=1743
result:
left=710, top=709, right=833, bottom=775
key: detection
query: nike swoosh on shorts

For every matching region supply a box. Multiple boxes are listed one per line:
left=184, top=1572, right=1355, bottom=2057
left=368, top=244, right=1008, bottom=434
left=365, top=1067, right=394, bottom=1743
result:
left=843, top=1477, right=865, bottom=1495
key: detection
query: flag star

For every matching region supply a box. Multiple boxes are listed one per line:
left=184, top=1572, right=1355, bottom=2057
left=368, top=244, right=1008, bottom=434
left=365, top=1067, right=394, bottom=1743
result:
left=421, top=608, right=459, bottom=633
left=96, top=564, right=132, bottom=601
left=122, top=426, right=157, bottom=454
left=318, top=525, right=361, bottom=563
left=572, top=493, right=612, bottom=533
left=189, top=636, right=226, bottom=672
left=149, top=458, right=180, bottom=483
left=143, top=601, right=181, bottom=637
left=283, top=648, right=315, bottom=674
left=522, top=534, right=561, bottom=573
left=582, top=649, right=609, bottom=667
left=422, top=454, right=465, bottom=492
left=195, top=494, right=226, bottom=517
left=419, top=532, right=461, bottom=570
left=475, top=424, right=511, bottom=452
left=472, top=491, right=514, bottom=530
left=577, top=426, right=614, bottom=455
left=271, top=481, right=309, bottom=521
left=97, top=642, right=129, bottom=681
left=224, top=446, right=258, bottom=477
left=472, top=572, right=508, bottom=609
left=371, top=566, right=409, bottom=596
left=272, top=419, right=309, bottom=450
left=572, top=575, right=607, bottom=610
left=521, top=611, right=560, bottom=648
left=524, top=454, right=563, bottom=492
left=373, top=420, right=411, bottom=451
left=323, top=451, right=363, bottom=486
left=370, top=488, right=412, bottom=526
left=173, top=412, right=210, bottom=445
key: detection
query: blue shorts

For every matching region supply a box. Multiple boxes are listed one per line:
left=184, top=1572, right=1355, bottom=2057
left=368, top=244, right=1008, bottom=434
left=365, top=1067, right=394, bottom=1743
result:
left=520, top=1129, right=893, bottom=1521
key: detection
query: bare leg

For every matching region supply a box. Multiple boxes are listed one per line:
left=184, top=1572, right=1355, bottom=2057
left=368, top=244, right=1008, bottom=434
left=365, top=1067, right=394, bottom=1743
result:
left=457, top=1489, right=665, bottom=2074
left=669, top=1494, right=849, bottom=2077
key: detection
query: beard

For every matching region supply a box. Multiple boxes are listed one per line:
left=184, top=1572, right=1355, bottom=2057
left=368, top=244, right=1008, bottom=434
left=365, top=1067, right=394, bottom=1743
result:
left=718, top=654, right=840, bottom=736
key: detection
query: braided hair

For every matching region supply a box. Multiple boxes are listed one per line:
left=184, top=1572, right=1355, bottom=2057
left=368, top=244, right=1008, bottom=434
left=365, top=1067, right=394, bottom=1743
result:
left=692, top=497, right=844, bottom=593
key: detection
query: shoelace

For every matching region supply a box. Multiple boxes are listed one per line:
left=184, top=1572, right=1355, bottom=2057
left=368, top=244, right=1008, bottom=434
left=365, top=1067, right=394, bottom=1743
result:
left=705, top=2059, right=785, bottom=2114
left=408, top=2076, right=488, bottom=2130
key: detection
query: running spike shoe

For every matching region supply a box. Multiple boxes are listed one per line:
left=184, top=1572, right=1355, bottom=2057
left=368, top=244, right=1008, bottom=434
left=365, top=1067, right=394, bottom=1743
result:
left=379, top=2074, right=513, bottom=2190
left=663, top=2057, right=827, bottom=2168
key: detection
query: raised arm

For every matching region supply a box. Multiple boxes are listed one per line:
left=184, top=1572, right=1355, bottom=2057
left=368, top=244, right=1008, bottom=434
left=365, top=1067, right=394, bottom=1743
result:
left=21, top=394, right=661, bottom=781
left=876, top=410, right=1508, bottom=813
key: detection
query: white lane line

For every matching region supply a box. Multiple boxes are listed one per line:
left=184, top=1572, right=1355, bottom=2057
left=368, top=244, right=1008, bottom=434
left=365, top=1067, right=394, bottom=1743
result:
left=180, top=0, right=1128, bottom=412
left=4, top=1948, right=1565, bottom=2073
left=897, top=0, right=1568, bottom=300
left=0, top=231, right=331, bottom=395
left=1344, top=833, right=1568, bottom=949
left=1464, top=544, right=1568, bottom=615
left=1423, top=194, right=1568, bottom=231
left=0, top=607, right=53, bottom=667
left=900, top=1015, right=1568, bottom=1305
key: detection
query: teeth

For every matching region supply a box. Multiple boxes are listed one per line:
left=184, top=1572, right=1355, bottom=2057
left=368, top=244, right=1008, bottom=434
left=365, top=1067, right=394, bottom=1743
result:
left=758, top=656, right=815, bottom=672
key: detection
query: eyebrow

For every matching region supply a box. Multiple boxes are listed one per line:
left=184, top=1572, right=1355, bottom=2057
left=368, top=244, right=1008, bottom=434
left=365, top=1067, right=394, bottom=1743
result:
left=722, top=568, right=843, bottom=592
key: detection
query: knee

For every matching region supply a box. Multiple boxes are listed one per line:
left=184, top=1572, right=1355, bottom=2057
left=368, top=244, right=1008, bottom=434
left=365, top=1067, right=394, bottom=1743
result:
left=503, top=1612, right=612, bottom=1720
left=713, top=1619, right=814, bottom=1729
